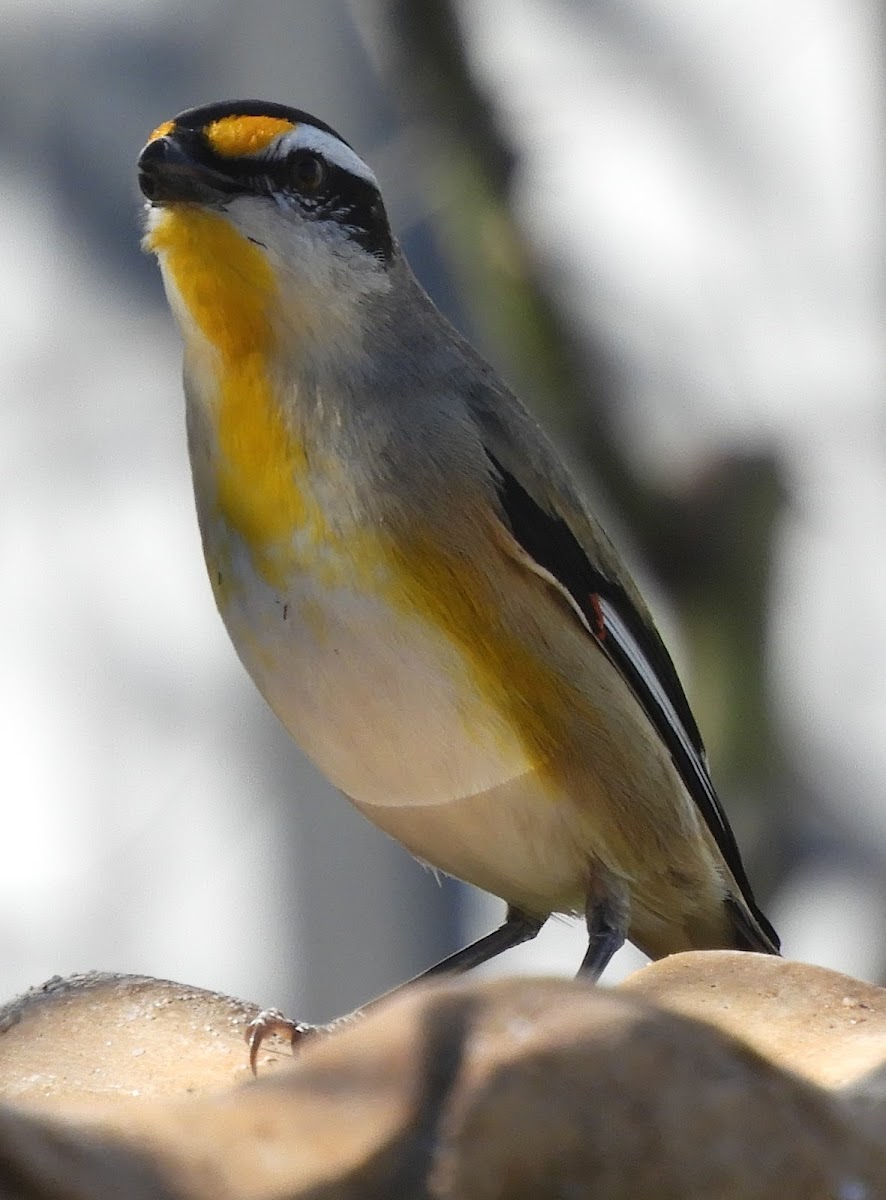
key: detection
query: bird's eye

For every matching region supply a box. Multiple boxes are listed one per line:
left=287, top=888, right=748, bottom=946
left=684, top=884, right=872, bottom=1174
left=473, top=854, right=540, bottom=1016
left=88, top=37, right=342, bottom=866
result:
left=290, top=151, right=327, bottom=195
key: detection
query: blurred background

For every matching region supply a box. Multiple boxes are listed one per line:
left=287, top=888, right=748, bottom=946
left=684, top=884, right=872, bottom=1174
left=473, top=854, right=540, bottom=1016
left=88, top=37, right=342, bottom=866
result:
left=1, top=0, right=884, bottom=1023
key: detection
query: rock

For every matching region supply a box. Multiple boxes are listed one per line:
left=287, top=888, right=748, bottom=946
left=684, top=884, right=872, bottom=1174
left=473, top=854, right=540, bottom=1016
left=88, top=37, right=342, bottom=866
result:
left=0, top=1103, right=175, bottom=1199
left=619, top=950, right=886, bottom=1090
left=0, top=971, right=290, bottom=1108
left=1, top=969, right=885, bottom=1198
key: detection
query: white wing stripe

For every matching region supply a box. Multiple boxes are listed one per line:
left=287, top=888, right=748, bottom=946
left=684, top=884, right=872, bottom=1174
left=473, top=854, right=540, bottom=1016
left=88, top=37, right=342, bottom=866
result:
left=598, top=596, right=710, bottom=784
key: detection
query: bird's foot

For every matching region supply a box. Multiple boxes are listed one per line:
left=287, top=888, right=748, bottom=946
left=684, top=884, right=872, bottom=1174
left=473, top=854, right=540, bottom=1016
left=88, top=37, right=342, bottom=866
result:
left=245, top=1008, right=315, bottom=1075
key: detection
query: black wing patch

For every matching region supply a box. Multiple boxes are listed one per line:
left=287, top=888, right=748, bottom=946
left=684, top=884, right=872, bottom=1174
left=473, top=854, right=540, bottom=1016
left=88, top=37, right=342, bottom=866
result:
left=489, top=455, right=704, bottom=754
left=488, top=453, right=780, bottom=954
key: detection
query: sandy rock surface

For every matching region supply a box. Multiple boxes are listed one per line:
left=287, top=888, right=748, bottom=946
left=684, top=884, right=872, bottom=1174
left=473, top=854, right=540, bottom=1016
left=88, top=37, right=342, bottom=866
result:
left=621, top=950, right=886, bottom=1089
left=0, top=957, right=884, bottom=1198
left=0, top=972, right=287, bottom=1109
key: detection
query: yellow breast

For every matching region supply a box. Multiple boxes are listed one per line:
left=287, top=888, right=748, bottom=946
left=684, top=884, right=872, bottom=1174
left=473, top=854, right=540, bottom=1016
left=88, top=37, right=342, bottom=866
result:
left=146, top=207, right=327, bottom=587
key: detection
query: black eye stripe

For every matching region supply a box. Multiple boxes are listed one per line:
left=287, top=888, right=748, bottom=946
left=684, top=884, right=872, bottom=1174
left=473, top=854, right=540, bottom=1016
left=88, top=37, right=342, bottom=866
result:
left=196, top=141, right=393, bottom=261
left=298, top=161, right=393, bottom=262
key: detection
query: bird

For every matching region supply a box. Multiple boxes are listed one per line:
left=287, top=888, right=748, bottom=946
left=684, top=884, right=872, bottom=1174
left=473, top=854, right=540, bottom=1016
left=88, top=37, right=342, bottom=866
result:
left=137, top=99, right=780, bottom=996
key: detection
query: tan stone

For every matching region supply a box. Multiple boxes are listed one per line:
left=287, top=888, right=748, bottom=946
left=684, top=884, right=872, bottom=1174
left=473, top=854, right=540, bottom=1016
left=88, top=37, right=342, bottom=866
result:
left=0, top=971, right=291, bottom=1109
left=1, top=970, right=884, bottom=1199
left=619, top=950, right=886, bottom=1089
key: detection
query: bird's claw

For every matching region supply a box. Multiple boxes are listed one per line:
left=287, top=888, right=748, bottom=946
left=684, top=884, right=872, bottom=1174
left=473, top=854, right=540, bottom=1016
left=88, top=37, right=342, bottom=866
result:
left=245, top=1007, right=314, bottom=1075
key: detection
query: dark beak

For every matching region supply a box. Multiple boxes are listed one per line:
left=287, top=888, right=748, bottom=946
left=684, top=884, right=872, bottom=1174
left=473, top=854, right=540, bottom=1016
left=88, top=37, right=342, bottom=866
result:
left=138, top=135, right=237, bottom=205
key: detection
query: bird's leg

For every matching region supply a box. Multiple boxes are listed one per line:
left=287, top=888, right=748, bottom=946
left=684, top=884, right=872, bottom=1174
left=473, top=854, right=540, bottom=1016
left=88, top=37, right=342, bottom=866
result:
left=245, top=907, right=544, bottom=1073
left=577, top=873, right=630, bottom=980
left=412, top=906, right=545, bottom=980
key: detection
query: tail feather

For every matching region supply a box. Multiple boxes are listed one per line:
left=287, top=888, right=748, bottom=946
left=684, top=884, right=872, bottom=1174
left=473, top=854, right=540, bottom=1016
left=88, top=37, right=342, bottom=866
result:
left=726, top=895, right=781, bottom=955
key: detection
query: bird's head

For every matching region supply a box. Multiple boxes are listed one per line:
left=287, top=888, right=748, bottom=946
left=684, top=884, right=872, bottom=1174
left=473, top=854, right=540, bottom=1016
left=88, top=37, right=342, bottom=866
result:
left=138, top=100, right=396, bottom=360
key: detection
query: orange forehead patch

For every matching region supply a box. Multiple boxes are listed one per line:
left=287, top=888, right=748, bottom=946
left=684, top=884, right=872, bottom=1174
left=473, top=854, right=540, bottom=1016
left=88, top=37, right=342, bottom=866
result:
left=147, top=119, right=174, bottom=142
left=204, top=115, right=295, bottom=158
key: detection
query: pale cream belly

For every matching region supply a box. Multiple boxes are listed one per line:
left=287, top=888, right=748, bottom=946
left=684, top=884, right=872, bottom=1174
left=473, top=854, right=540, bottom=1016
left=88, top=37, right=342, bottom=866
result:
left=352, top=771, right=594, bottom=917
left=205, top=523, right=731, bottom=938
left=215, top=543, right=537, bottom=807
left=215, top=559, right=597, bottom=912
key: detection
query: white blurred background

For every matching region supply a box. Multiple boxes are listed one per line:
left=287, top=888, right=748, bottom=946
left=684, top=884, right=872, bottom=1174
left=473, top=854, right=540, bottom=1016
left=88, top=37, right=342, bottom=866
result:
left=1, top=0, right=884, bottom=1023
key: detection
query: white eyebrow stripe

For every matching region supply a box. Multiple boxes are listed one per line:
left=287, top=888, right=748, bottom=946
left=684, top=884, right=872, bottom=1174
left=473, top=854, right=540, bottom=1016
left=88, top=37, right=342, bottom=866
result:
left=267, top=126, right=378, bottom=187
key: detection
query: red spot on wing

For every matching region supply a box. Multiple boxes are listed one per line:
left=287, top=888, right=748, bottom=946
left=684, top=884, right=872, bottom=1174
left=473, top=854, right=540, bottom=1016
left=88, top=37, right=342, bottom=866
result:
left=589, top=593, right=606, bottom=641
